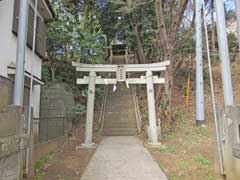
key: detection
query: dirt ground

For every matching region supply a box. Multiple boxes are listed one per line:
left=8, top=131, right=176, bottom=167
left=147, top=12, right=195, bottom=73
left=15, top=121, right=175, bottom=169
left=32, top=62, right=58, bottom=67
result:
left=34, top=127, right=101, bottom=180
left=147, top=59, right=240, bottom=180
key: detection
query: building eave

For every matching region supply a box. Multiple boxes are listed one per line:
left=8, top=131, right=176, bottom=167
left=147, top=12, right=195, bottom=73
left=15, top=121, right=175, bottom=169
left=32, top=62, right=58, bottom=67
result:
left=7, top=66, right=44, bottom=85
left=45, top=0, right=55, bottom=19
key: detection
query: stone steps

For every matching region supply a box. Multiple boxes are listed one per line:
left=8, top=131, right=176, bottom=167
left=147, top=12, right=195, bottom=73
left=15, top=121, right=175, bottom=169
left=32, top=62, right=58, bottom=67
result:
left=104, top=111, right=136, bottom=116
left=106, top=96, right=133, bottom=100
left=106, top=94, right=132, bottom=98
left=102, top=84, right=138, bottom=136
left=105, top=105, right=134, bottom=110
left=103, top=109, right=134, bottom=113
left=104, top=114, right=136, bottom=120
left=104, top=124, right=137, bottom=129
left=103, top=129, right=138, bottom=136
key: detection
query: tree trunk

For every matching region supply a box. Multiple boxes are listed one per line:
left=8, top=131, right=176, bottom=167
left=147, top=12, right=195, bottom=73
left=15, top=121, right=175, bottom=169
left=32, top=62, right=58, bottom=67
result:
left=155, top=0, right=174, bottom=123
left=51, top=67, right=56, bottom=82
left=105, top=37, right=111, bottom=61
left=65, top=45, right=69, bottom=61
left=132, top=24, right=145, bottom=64
left=211, top=1, right=216, bottom=52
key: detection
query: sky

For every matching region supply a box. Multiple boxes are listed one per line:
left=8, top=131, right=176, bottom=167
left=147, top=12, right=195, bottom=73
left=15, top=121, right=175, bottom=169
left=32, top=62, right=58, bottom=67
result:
left=225, top=0, right=236, bottom=10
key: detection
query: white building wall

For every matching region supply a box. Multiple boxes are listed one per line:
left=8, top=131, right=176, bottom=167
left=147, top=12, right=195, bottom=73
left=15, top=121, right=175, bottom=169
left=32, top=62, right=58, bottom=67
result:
left=32, top=85, right=41, bottom=118
left=0, top=0, right=43, bottom=118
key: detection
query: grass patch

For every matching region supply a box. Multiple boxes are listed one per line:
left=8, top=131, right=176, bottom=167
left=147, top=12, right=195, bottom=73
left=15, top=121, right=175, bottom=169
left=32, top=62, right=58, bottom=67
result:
left=160, top=145, right=177, bottom=153
left=35, top=152, right=55, bottom=180
left=193, top=155, right=211, bottom=167
left=162, top=132, right=177, bottom=141
left=35, top=172, right=46, bottom=180
left=205, top=177, right=215, bottom=180
left=196, top=127, right=210, bottom=137
left=168, top=173, right=178, bottom=180
left=178, top=161, right=191, bottom=170
left=174, top=108, right=186, bottom=129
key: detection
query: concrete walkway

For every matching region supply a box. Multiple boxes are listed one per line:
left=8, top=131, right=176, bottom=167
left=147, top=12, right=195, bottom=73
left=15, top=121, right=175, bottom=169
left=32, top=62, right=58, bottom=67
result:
left=80, top=136, right=168, bottom=180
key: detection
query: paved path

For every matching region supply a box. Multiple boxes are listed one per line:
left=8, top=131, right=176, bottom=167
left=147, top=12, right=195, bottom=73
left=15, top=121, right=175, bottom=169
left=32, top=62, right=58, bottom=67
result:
left=80, top=136, right=168, bottom=180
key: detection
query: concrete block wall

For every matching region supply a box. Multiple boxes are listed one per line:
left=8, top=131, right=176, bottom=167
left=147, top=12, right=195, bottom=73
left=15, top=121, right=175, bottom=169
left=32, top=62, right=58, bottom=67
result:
left=218, top=106, right=240, bottom=180
left=39, top=83, right=75, bottom=142
left=0, top=85, right=9, bottom=112
left=40, top=84, right=75, bottom=118
left=0, top=106, right=26, bottom=180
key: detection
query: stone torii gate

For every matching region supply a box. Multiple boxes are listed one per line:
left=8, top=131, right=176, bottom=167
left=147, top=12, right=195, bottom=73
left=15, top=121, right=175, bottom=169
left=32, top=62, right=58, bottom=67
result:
left=73, top=61, right=170, bottom=147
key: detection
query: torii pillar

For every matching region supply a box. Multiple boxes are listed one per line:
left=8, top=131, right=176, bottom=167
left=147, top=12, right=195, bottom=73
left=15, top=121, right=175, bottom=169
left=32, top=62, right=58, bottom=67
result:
left=80, top=71, right=96, bottom=148
left=146, top=71, right=159, bottom=144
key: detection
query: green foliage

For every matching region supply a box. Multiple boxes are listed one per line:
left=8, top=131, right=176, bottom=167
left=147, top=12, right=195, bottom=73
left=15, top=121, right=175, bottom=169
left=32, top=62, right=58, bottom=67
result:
left=168, top=173, right=178, bottom=180
left=35, top=152, right=55, bottom=180
left=47, top=0, right=106, bottom=64
left=196, top=127, right=210, bottom=137
left=162, top=132, right=177, bottom=141
left=205, top=177, right=215, bottom=180
left=178, top=161, right=190, bottom=170
left=76, top=15, right=106, bottom=64
left=81, top=89, right=88, bottom=97
left=159, top=145, right=177, bottom=153
left=97, top=1, right=120, bottom=41
left=72, top=103, right=86, bottom=115
left=98, top=0, right=157, bottom=58
left=42, top=65, right=51, bottom=83
left=44, top=0, right=107, bottom=101
left=228, top=32, right=238, bottom=52
left=192, top=156, right=211, bottom=167
left=35, top=172, right=45, bottom=180
left=34, top=152, right=55, bottom=170
left=175, top=29, right=195, bottom=55
left=173, top=108, right=185, bottom=129
left=42, top=61, right=80, bottom=93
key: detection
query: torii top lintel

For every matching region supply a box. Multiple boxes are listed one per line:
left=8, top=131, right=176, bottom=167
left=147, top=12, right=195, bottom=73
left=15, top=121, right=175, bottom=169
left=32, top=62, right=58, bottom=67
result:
left=72, top=61, right=170, bottom=73
left=72, top=61, right=170, bottom=84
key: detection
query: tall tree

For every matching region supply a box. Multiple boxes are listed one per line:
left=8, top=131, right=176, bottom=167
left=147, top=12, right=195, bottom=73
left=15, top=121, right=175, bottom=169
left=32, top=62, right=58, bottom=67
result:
left=210, top=0, right=216, bottom=52
left=45, top=0, right=106, bottom=81
left=108, top=0, right=154, bottom=63
left=154, top=0, right=189, bottom=123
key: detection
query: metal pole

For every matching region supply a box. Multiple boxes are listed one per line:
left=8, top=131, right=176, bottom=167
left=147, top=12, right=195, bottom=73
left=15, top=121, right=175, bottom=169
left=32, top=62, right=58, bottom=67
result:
left=13, top=0, right=29, bottom=106
left=235, top=0, right=240, bottom=48
left=215, top=0, right=234, bottom=106
left=26, top=0, right=38, bottom=176
left=203, top=3, right=224, bottom=174
left=195, top=0, right=205, bottom=126
left=146, top=71, right=158, bottom=144
left=82, top=71, right=96, bottom=147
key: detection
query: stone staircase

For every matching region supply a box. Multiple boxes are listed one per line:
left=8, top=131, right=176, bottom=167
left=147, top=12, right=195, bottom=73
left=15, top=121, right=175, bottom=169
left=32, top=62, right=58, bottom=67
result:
left=102, top=84, right=138, bottom=136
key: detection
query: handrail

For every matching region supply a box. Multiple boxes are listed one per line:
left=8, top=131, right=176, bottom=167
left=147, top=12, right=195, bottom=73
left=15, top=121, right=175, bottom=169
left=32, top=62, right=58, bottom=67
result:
left=99, top=86, right=108, bottom=133
left=132, top=86, right=142, bottom=134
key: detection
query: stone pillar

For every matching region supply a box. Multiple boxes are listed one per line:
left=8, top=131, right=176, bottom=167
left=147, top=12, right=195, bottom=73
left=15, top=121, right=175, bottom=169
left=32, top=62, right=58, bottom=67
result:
left=82, top=71, right=96, bottom=148
left=146, top=71, right=159, bottom=144
left=195, top=0, right=205, bottom=126
left=215, top=0, right=234, bottom=106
